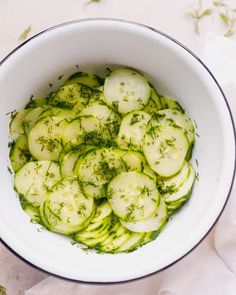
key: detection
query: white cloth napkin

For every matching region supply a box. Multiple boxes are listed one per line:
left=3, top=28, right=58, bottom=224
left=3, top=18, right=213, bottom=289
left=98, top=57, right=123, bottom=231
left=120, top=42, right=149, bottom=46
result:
left=25, top=33, right=236, bottom=295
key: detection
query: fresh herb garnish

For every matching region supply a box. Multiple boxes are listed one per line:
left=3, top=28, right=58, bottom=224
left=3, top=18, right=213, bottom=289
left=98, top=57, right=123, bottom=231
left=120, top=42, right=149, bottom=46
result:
left=129, top=113, right=141, bottom=125
left=213, top=0, right=236, bottom=37
left=187, top=0, right=236, bottom=36
left=111, top=100, right=119, bottom=112
left=125, top=203, right=144, bottom=220
left=5, top=110, right=16, bottom=119
left=57, top=75, right=64, bottom=80
left=7, top=166, right=12, bottom=174
left=186, top=0, right=212, bottom=34
left=87, top=0, right=103, bottom=4
left=77, top=203, right=87, bottom=217
left=18, top=25, right=32, bottom=41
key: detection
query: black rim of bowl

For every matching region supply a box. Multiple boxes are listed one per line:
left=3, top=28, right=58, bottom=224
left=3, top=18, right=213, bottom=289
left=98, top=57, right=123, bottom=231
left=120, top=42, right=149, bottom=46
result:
left=0, top=18, right=235, bottom=285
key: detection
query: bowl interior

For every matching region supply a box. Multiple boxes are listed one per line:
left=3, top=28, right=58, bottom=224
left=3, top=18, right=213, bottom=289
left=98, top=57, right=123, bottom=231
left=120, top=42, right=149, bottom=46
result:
left=0, top=19, right=235, bottom=283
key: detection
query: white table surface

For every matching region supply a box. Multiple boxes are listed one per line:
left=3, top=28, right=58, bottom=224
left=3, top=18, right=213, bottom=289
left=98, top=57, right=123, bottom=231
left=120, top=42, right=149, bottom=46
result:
left=0, top=0, right=235, bottom=294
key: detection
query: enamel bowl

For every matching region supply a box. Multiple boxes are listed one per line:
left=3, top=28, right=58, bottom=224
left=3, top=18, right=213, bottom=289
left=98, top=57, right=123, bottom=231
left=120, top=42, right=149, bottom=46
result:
left=0, top=19, right=235, bottom=283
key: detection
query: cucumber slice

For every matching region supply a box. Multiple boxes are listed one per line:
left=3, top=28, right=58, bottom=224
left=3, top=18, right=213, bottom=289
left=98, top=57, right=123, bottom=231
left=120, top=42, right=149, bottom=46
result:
left=151, top=109, right=195, bottom=145
left=79, top=221, right=119, bottom=248
left=63, top=115, right=116, bottom=150
left=60, top=150, right=81, bottom=178
left=65, top=72, right=103, bottom=88
left=98, top=225, right=130, bottom=253
left=79, top=101, right=120, bottom=122
left=41, top=201, right=94, bottom=235
left=28, top=115, right=67, bottom=161
left=77, top=217, right=119, bottom=247
left=24, top=204, right=40, bottom=223
left=143, top=98, right=158, bottom=114
left=117, top=111, right=151, bottom=150
left=90, top=201, right=112, bottom=225
left=19, top=195, right=41, bottom=222
left=10, top=109, right=31, bottom=139
left=74, top=217, right=111, bottom=240
left=38, top=107, right=76, bottom=121
left=116, top=232, right=145, bottom=252
left=79, top=101, right=121, bottom=138
left=141, top=231, right=159, bottom=245
left=164, top=165, right=195, bottom=203
left=10, top=135, right=31, bottom=172
left=121, top=197, right=167, bottom=233
left=23, top=106, right=45, bottom=135
left=48, top=177, right=94, bottom=227
left=49, top=83, right=94, bottom=111
left=122, top=151, right=146, bottom=172
left=150, top=88, right=162, bottom=110
left=61, top=145, right=95, bottom=177
left=14, top=161, right=61, bottom=207
left=143, top=125, right=189, bottom=177
left=166, top=197, right=188, bottom=215
left=76, top=148, right=126, bottom=198
left=142, top=165, right=156, bottom=181
left=160, top=96, right=184, bottom=112
left=108, top=171, right=159, bottom=221
left=104, top=68, right=151, bottom=114
left=157, top=161, right=190, bottom=194
left=73, top=201, right=112, bottom=238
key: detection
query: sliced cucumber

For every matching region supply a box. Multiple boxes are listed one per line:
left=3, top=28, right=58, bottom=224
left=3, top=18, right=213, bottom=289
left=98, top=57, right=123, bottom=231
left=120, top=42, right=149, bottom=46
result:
left=90, top=201, right=112, bottom=225
left=160, top=96, right=184, bottom=112
left=141, top=231, right=159, bottom=246
left=65, top=71, right=103, bottom=88
left=150, top=88, right=162, bottom=110
left=14, top=161, right=61, bottom=207
left=10, top=109, right=31, bottom=139
left=143, top=125, right=189, bottom=177
left=75, top=218, right=112, bottom=240
left=24, top=204, right=40, bottom=223
left=76, top=148, right=126, bottom=198
left=63, top=115, right=115, bottom=150
left=166, top=197, right=188, bottom=215
left=116, top=232, right=145, bottom=252
left=108, top=171, right=159, bottom=221
left=104, top=68, right=151, bottom=114
left=10, top=67, right=196, bottom=253
left=79, top=101, right=121, bottom=139
left=61, top=145, right=95, bottom=177
left=121, top=197, right=167, bottom=233
left=151, top=109, right=194, bottom=145
left=143, top=98, right=158, bottom=114
left=164, top=165, right=195, bottom=203
left=122, top=151, right=146, bottom=172
left=78, top=220, right=119, bottom=248
left=142, top=165, right=156, bottom=181
left=41, top=201, right=94, bottom=235
left=98, top=225, right=130, bottom=253
left=10, top=135, right=31, bottom=172
left=49, top=83, right=94, bottom=111
left=117, top=111, right=151, bottom=150
left=23, top=106, right=45, bottom=135
left=38, top=107, right=76, bottom=121
left=73, top=201, right=112, bottom=239
left=157, top=161, right=190, bottom=194
left=47, top=177, right=94, bottom=230
left=28, top=115, right=67, bottom=161
left=19, top=195, right=41, bottom=222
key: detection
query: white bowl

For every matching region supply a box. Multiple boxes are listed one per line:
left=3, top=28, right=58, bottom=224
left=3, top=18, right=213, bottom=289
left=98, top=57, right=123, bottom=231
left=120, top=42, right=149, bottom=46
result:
left=0, top=19, right=235, bottom=283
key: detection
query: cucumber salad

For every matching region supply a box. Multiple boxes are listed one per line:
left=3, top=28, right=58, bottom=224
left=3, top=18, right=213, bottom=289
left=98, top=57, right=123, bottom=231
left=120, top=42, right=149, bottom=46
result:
left=9, top=67, right=196, bottom=253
